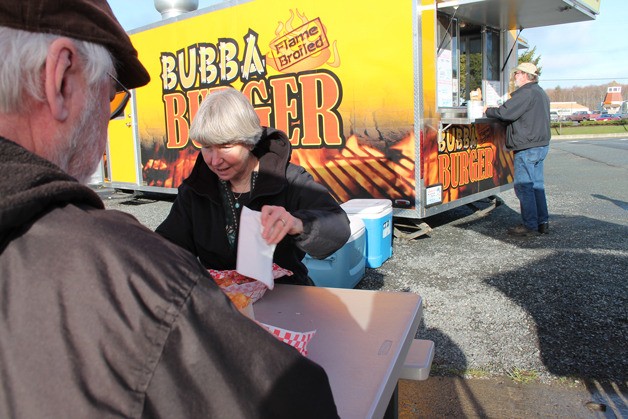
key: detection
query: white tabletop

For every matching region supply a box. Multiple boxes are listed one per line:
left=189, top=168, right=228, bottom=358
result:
left=254, top=285, right=422, bottom=419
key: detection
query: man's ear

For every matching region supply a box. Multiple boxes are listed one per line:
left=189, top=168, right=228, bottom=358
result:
left=44, top=38, right=79, bottom=122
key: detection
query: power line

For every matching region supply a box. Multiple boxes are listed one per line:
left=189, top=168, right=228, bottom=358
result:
left=542, top=77, right=628, bottom=82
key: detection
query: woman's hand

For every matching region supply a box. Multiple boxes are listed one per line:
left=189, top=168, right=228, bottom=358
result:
left=260, top=205, right=303, bottom=244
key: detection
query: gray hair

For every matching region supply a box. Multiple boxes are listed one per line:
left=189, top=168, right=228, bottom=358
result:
left=190, top=88, right=263, bottom=147
left=524, top=72, right=539, bottom=83
left=0, top=27, right=114, bottom=113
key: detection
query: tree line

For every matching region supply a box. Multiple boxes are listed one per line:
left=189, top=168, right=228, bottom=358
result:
left=519, top=48, right=626, bottom=111
left=545, top=83, right=628, bottom=111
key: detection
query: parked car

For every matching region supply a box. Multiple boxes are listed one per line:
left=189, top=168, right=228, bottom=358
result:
left=550, top=111, right=560, bottom=122
left=594, top=113, right=621, bottom=121
left=568, top=111, right=591, bottom=122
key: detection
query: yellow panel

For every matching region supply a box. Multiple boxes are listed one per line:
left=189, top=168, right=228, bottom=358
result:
left=107, top=110, right=137, bottom=184
left=421, top=0, right=437, bottom=119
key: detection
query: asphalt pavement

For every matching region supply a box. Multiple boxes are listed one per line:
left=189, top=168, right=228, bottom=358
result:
left=99, top=135, right=628, bottom=417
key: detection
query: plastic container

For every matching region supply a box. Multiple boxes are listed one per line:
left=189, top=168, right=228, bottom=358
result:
left=467, top=100, right=484, bottom=120
left=340, top=199, right=393, bottom=268
left=303, top=215, right=366, bottom=288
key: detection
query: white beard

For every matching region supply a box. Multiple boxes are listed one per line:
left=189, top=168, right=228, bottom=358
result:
left=55, top=82, right=108, bottom=183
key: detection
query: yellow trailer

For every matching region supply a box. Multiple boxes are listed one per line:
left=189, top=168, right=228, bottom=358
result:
left=104, top=0, right=600, bottom=224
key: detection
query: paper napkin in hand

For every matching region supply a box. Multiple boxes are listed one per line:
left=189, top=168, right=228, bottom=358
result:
left=236, top=206, right=276, bottom=289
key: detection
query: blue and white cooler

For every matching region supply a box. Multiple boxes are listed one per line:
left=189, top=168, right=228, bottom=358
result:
left=340, top=199, right=393, bottom=268
left=303, top=215, right=366, bottom=288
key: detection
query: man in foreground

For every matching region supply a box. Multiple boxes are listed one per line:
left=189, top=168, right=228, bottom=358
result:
left=0, top=1, right=337, bottom=417
left=486, top=62, right=551, bottom=237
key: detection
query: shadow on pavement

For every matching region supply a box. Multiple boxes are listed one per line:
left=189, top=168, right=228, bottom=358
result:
left=461, top=208, right=628, bottom=416
left=591, top=193, right=628, bottom=211
left=393, top=199, right=627, bottom=416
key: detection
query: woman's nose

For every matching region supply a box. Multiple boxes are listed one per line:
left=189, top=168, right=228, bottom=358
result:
left=209, top=151, right=222, bottom=165
left=202, top=148, right=222, bottom=166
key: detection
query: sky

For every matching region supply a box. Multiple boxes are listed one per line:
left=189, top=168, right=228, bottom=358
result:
left=107, top=0, right=626, bottom=90
left=521, top=0, right=627, bottom=89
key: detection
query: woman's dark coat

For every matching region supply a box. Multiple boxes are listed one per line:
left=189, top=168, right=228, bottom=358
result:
left=156, top=128, right=351, bottom=285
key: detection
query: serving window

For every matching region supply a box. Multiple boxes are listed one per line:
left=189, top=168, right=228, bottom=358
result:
left=437, top=13, right=503, bottom=108
left=436, top=13, right=458, bottom=107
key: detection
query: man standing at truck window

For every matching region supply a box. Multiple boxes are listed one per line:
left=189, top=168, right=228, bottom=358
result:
left=0, top=1, right=338, bottom=417
left=485, top=62, right=551, bottom=236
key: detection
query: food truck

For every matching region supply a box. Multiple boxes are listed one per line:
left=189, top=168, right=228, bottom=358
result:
left=103, top=0, right=600, bottom=231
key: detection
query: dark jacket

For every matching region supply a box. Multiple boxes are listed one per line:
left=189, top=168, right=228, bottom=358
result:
left=156, top=128, right=351, bottom=286
left=485, top=82, right=551, bottom=151
left=0, top=137, right=338, bottom=418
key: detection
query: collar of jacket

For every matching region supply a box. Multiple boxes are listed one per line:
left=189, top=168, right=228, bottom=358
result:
left=513, top=81, right=538, bottom=95
left=0, top=137, right=103, bottom=242
left=184, top=127, right=292, bottom=201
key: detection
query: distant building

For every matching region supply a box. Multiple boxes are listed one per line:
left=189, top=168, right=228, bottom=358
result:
left=602, top=85, right=622, bottom=114
left=550, top=102, right=588, bottom=116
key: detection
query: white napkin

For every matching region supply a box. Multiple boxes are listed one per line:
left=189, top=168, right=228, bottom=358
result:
left=236, top=206, right=276, bottom=289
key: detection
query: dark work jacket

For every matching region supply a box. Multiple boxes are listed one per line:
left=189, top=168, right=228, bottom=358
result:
left=0, top=137, right=338, bottom=418
left=486, top=82, right=551, bottom=151
left=156, top=128, right=351, bottom=285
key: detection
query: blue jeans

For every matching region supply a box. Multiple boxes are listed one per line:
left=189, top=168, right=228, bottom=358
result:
left=513, top=146, right=549, bottom=230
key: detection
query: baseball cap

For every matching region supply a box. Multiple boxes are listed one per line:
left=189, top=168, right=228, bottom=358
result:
left=0, top=0, right=150, bottom=89
left=513, top=62, right=538, bottom=76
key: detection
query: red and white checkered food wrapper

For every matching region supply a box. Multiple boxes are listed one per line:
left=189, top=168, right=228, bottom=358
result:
left=208, top=264, right=293, bottom=304
left=258, top=322, right=316, bottom=357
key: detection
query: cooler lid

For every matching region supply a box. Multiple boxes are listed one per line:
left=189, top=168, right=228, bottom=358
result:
left=347, top=215, right=366, bottom=239
left=341, top=199, right=392, bottom=215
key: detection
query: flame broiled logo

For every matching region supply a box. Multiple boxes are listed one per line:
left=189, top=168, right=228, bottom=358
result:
left=266, top=10, right=340, bottom=73
left=270, top=18, right=329, bottom=71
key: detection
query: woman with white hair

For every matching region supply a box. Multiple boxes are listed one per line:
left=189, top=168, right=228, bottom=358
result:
left=157, top=88, right=351, bottom=285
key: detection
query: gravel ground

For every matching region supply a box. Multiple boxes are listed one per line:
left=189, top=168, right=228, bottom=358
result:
left=99, top=137, right=628, bottom=386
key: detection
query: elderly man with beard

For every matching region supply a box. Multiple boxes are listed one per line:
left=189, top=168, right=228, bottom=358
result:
left=0, top=1, right=338, bottom=418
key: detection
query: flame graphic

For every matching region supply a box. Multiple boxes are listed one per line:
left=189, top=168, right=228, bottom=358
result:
left=292, top=134, right=415, bottom=203
left=142, top=134, right=415, bottom=203
left=142, top=143, right=197, bottom=188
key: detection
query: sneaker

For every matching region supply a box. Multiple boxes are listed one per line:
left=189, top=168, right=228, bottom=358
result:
left=507, top=224, right=539, bottom=237
left=538, top=222, right=549, bottom=234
